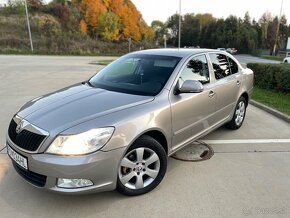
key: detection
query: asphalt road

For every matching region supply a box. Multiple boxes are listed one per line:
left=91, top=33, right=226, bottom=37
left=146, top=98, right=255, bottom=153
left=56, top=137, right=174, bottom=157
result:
left=234, top=54, right=280, bottom=67
left=0, top=55, right=290, bottom=218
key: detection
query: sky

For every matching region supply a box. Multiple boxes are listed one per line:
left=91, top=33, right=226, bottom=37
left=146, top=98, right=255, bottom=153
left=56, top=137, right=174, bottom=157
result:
left=131, top=0, right=290, bottom=25
left=0, top=0, right=289, bottom=26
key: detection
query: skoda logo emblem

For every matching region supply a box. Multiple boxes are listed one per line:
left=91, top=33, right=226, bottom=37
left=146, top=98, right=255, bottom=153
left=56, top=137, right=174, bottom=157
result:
left=16, top=121, right=23, bottom=134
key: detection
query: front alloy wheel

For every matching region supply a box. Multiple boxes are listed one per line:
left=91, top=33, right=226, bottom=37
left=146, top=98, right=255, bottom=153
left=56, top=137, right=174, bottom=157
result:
left=117, top=136, right=167, bottom=196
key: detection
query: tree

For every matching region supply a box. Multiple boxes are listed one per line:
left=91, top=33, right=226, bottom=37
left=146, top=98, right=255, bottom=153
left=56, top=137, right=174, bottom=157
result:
left=7, top=0, right=25, bottom=16
left=195, top=13, right=215, bottom=29
left=166, top=13, right=180, bottom=46
left=243, top=11, right=251, bottom=26
left=121, top=1, right=142, bottom=41
left=151, top=20, right=168, bottom=46
left=267, top=16, right=279, bottom=52
left=181, top=13, right=200, bottom=47
left=259, top=12, right=273, bottom=48
left=224, top=16, right=239, bottom=48
left=53, top=4, right=69, bottom=27
left=139, top=19, right=154, bottom=41
left=77, top=0, right=153, bottom=41
left=96, top=11, right=120, bottom=41
left=199, top=21, right=217, bottom=48
left=79, top=19, right=87, bottom=34
left=279, top=15, right=289, bottom=49
left=27, top=0, right=43, bottom=11
left=110, top=0, right=137, bottom=40
left=80, top=0, right=106, bottom=35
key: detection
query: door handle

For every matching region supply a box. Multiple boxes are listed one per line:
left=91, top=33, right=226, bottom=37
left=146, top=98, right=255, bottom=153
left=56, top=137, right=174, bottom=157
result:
left=237, top=80, right=241, bottom=86
left=208, top=91, right=215, bottom=98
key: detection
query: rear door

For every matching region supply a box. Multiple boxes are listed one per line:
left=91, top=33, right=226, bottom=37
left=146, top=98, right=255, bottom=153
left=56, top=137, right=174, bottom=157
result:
left=208, top=53, right=242, bottom=123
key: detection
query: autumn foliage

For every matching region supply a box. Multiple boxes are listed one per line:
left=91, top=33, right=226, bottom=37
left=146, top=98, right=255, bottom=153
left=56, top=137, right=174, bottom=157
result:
left=79, top=19, right=87, bottom=34
left=79, top=0, right=153, bottom=41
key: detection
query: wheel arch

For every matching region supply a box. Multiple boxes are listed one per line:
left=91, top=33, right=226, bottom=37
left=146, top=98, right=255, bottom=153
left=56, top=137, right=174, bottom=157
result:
left=240, top=92, right=249, bottom=107
left=143, top=130, right=169, bottom=155
left=124, top=129, right=169, bottom=156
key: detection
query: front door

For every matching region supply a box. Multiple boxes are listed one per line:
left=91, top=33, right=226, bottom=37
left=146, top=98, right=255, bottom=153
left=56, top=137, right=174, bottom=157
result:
left=170, top=54, right=216, bottom=151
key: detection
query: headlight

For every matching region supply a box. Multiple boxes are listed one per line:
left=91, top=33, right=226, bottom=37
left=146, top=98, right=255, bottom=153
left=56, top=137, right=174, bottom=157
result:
left=46, top=127, right=114, bottom=155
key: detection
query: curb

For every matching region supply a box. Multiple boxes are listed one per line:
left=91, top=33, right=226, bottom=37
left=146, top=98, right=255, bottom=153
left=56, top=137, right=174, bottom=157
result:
left=250, top=100, right=290, bottom=123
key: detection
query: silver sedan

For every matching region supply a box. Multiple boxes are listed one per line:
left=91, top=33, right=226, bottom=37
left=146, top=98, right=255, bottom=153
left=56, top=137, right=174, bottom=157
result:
left=6, top=49, right=253, bottom=195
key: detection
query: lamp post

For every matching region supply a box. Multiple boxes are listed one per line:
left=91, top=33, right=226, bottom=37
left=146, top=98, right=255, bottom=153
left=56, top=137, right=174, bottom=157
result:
left=272, top=0, right=283, bottom=56
left=163, top=34, right=167, bottom=48
left=178, top=0, right=181, bottom=49
left=128, top=37, right=131, bottom=53
left=24, top=0, right=33, bottom=52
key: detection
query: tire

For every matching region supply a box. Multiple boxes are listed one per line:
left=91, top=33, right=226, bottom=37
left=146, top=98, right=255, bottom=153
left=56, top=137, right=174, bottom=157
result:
left=116, top=135, right=167, bottom=196
left=226, top=96, right=247, bottom=130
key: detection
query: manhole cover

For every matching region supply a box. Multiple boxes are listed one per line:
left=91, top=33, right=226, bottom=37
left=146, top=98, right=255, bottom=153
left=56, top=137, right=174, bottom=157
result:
left=171, top=141, right=214, bottom=162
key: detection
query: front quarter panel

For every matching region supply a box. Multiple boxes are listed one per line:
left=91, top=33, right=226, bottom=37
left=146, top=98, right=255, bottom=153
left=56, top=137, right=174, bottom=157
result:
left=58, top=91, right=172, bottom=154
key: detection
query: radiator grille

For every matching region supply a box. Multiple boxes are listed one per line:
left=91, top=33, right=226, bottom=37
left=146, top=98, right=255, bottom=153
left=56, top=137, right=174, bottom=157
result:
left=8, top=119, right=46, bottom=152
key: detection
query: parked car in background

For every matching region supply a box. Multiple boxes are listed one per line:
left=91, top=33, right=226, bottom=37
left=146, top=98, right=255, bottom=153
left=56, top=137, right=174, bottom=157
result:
left=283, top=56, right=290, bottom=63
left=217, top=48, right=226, bottom=51
left=6, top=49, right=253, bottom=196
left=226, top=48, right=238, bottom=55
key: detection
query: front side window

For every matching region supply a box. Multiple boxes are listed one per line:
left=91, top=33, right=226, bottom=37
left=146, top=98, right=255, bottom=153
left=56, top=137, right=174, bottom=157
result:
left=209, top=53, right=231, bottom=80
left=89, top=54, right=181, bottom=96
left=179, top=55, right=210, bottom=86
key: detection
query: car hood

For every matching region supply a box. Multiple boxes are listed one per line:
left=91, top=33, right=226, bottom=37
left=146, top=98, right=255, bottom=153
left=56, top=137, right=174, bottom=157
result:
left=17, top=83, right=154, bottom=132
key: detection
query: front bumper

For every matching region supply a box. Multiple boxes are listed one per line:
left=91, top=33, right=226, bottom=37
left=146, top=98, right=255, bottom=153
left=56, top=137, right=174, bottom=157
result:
left=7, top=140, right=126, bottom=194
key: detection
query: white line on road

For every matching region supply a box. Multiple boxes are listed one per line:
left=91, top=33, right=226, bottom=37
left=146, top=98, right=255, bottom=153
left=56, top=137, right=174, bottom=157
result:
left=201, top=139, right=290, bottom=144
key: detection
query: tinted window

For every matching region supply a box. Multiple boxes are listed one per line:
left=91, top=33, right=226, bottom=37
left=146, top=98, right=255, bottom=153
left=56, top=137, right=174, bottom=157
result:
left=179, top=55, right=210, bottom=86
left=209, top=53, right=231, bottom=80
left=89, top=54, right=181, bottom=96
left=228, top=57, right=239, bottom=74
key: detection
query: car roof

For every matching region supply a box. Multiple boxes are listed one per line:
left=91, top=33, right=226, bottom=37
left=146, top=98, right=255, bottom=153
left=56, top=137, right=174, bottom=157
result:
left=131, top=48, right=216, bottom=58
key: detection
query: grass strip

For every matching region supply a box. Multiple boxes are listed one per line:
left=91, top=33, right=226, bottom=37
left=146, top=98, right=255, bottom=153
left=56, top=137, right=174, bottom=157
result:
left=252, top=87, right=290, bottom=116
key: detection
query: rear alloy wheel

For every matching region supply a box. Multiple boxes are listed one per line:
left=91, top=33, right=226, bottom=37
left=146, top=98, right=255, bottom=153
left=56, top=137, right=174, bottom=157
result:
left=117, top=136, right=167, bottom=196
left=226, top=96, right=247, bottom=130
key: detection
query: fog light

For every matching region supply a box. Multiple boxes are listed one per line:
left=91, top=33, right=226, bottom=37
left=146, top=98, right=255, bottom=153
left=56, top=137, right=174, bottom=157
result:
left=57, top=178, right=93, bottom=188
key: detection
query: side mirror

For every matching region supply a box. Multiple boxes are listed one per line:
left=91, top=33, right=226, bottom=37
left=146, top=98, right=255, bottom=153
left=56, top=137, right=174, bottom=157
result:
left=175, top=80, right=204, bottom=95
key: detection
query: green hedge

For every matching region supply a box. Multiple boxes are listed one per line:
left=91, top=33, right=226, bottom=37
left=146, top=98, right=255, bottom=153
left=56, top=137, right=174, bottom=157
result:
left=247, top=63, right=290, bottom=93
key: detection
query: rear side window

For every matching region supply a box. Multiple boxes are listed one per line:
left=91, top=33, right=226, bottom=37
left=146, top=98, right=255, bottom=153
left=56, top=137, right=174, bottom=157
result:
left=228, top=57, right=239, bottom=74
left=209, top=53, right=231, bottom=80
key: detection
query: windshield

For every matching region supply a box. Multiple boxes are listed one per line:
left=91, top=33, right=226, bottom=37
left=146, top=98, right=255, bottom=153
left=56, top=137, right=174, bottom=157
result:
left=89, top=54, right=182, bottom=96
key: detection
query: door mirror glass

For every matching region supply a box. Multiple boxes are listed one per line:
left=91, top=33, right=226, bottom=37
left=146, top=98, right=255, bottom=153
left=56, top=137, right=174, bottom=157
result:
left=177, top=80, right=204, bottom=94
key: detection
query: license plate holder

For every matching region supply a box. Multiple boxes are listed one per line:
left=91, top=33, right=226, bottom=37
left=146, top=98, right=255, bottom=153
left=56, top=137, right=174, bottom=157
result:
left=7, top=145, right=28, bottom=170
